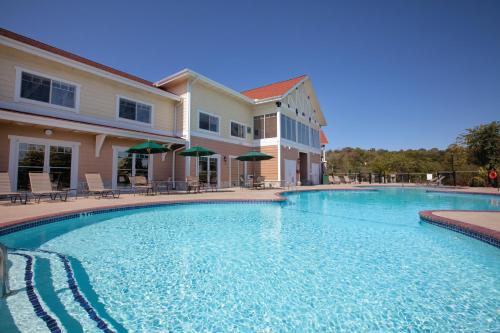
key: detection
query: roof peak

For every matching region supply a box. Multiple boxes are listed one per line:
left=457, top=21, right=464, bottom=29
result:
left=240, top=74, right=307, bottom=94
left=240, top=75, right=307, bottom=100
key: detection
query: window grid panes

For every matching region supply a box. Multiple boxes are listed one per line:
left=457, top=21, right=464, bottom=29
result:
left=199, top=112, right=219, bottom=133
left=298, top=122, right=310, bottom=145
left=310, top=128, right=321, bottom=148
left=119, top=98, right=152, bottom=124
left=231, top=122, right=246, bottom=138
left=253, top=113, right=277, bottom=139
left=20, top=72, right=77, bottom=109
left=281, top=114, right=297, bottom=142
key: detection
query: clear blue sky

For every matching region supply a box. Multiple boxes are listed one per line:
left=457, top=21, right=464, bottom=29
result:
left=1, top=0, right=499, bottom=150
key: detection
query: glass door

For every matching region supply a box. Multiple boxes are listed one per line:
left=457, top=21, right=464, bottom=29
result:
left=17, top=143, right=45, bottom=190
left=114, top=149, right=151, bottom=188
left=49, top=145, right=72, bottom=189
left=198, top=156, right=218, bottom=185
left=15, top=142, right=75, bottom=190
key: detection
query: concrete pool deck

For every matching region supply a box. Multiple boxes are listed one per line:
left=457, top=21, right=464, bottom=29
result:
left=0, top=183, right=499, bottom=246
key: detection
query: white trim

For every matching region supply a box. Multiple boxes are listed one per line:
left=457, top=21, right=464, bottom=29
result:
left=0, top=108, right=185, bottom=144
left=281, top=138, right=321, bottom=154
left=196, top=154, right=221, bottom=188
left=229, top=119, right=249, bottom=140
left=197, top=109, right=220, bottom=135
left=0, top=35, right=180, bottom=101
left=14, top=66, right=81, bottom=113
left=7, top=135, right=80, bottom=190
left=154, top=69, right=253, bottom=104
left=185, top=81, right=192, bottom=177
left=95, top=134, right=106, bottom=158
left=277, top=111, right=282, bottom=182
left=192, top=131, right=253, bottom=147
left=115, top=95, right=154, bottom=127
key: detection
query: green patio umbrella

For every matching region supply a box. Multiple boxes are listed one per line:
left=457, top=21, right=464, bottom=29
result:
left=179, top=146, right=216, bottom=179
left=236, top=151, right=274, bottom=181
left=178, top=146, right=216, bottom=157
left=127, top=141, right=170, bottom=154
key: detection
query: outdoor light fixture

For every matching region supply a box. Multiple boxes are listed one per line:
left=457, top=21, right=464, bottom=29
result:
left=223, top=156, right=227, bottom=162
left=44, top=129, right=53, bottom=136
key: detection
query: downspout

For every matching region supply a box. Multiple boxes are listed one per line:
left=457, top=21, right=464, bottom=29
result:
left=276, top=102, right=282, bottom=183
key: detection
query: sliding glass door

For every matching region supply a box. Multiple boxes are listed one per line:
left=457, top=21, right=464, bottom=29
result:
left=198, top=156, right=219, bottom=185
left=11, top=137, right=78, bottom=191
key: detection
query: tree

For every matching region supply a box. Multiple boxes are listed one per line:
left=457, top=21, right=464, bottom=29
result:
left=459, top=121, right=500, bottom=168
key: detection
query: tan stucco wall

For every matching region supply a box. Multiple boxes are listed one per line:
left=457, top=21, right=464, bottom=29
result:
left=0, top=44, right=177, bottom=133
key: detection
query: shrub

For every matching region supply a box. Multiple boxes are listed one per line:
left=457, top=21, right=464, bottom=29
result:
left=469, top=176, right=486, bottom=187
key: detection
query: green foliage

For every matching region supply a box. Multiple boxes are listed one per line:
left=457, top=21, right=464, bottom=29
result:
left=326, top=121, right=499, bottom=178
left=459, top=121, right=500, bottom=168
left=469, top=176, right=486, bottom=187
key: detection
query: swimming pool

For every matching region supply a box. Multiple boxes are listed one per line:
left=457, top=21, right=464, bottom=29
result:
left=1, top=188, right=499, bottom=332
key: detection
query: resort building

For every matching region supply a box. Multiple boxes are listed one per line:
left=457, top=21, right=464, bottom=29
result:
left=0, top=28, right=328, bottom=191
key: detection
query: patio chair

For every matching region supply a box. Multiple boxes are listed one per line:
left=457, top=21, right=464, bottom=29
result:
left=130, top=175, right=155, bottom=195
left=186, top=176, right=200, bottom=193
left=85, top=173, right=120, bottom=198
left=333, top=176, right=342, bottom=184
left=29, top=172, right=69, bottom=203
left=0, top=172, right=27, bottom=204
left=343, top=176, right=352, bottom=184
left=253, top=176, right=265, bottom=189
left=427, top=175, right=445, bottom=187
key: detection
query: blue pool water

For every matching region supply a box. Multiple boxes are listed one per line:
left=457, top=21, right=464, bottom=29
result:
left=1, top=188, right=499, bottom=332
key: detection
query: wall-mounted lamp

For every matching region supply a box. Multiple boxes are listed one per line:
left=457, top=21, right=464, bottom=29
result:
left=44, top=129, right=53, bottom=136
left=223, top=156, right=227, bottom=162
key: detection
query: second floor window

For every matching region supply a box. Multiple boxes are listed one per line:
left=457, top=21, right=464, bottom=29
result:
left=119, top=98, right=152, bottom=124
left=298, top=122, right=310, bottom=145
left=281, top=114, right=297, bottom=142
left=231, top=122, right=246, bottom=138
left=253, top=113, right=277, bottom=139
left=20, top=71, right=77, bottom=109
left=199, top=112, right=219, bottom=133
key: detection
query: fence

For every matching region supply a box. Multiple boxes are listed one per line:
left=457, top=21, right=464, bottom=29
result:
left=331, top=170, right=494, bottom=187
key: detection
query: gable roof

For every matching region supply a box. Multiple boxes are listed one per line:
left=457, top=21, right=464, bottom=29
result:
left=240, top=75, right=306, bottom=100
left=320, top=130, right=329, bottom=145
left=0, top=28, right=179, bottom=100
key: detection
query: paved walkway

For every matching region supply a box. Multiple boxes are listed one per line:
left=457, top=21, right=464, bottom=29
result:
left=1, top=184, right=499, bottom=244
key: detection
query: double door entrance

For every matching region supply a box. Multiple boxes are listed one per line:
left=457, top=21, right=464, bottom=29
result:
left=9, top=136, right=79, bottom=190
left=198, top=156, right=219, bottom=186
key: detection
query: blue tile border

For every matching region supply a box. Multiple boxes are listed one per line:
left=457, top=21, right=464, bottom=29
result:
left=10, top=253, right=62, bottom=333
left=0, top=199, right=285, bottom=237
left=419, top=212, right=500, bottom=249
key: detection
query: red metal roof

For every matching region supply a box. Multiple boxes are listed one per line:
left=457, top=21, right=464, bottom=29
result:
left=241, top=75, right=306, bottom=100
left=320, top=130, right=329, bottom=145
left=0, top=28, right=155, bottom=87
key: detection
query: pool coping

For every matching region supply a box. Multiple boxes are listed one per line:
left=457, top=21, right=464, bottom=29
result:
left=0, top=187, right=499, bottom=249
left=419, top=210, right=500, bottom=248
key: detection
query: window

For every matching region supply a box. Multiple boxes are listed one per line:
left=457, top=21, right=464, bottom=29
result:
left=281, top=114, right=297, bottom=142
left=118, top=97, right=152, bottom=124
left=310, top=128, right=320, bottom=148
left=253, top=113, right=277, bottom=139
left=199, top=111, right=219, bottom=133
left=19, top=71, right=77, bottom=109
left=298, top=122, right=310, bottom=145
left=231, top=121, right=246, bottom=138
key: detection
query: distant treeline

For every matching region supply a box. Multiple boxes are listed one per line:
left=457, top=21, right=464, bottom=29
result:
left=325, top=121, right=500, bottom=186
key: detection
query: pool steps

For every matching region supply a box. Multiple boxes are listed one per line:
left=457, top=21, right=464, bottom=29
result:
left=0, top=248, right=121, bottom=333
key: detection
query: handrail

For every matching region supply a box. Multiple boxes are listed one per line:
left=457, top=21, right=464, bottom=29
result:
left=0, top=243, right=10, bottom=298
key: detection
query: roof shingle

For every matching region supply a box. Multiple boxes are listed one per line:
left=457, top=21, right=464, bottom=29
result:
left=241, top=75, right=306, bottom=100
